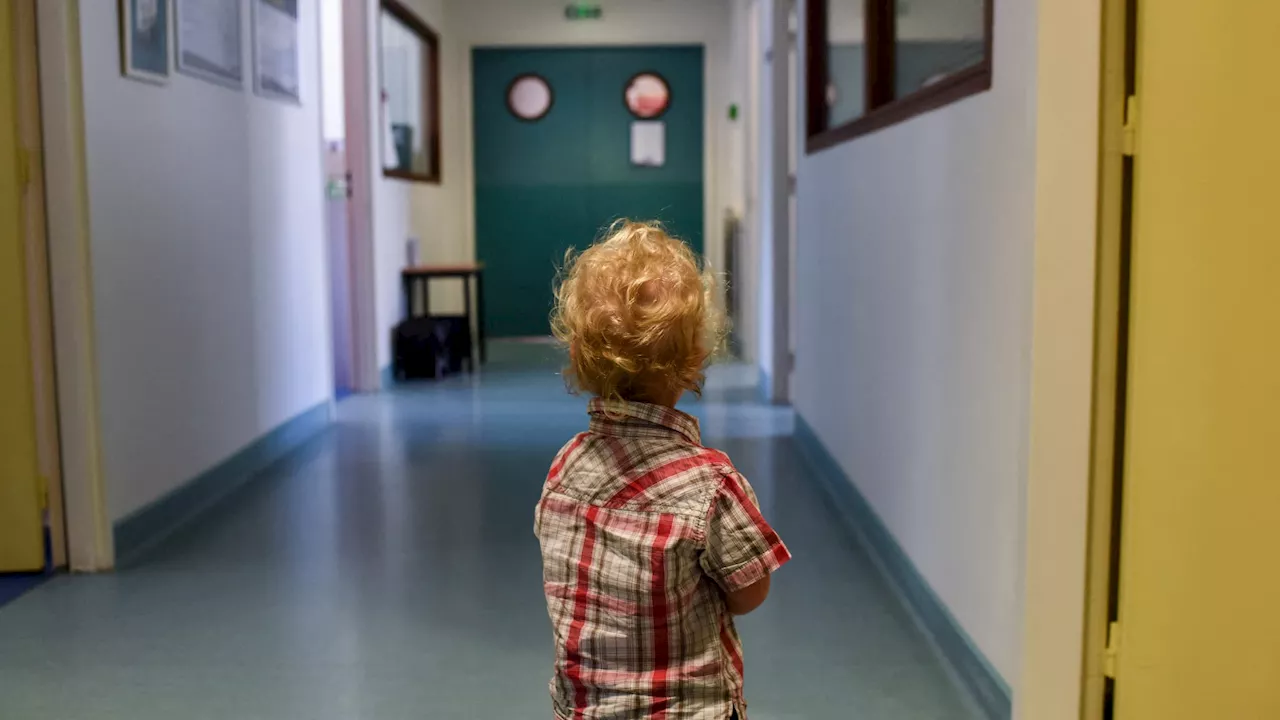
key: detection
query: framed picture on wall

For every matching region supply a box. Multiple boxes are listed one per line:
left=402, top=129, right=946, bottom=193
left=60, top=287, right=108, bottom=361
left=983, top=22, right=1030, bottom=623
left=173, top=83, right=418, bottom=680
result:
left=252, top=0, right=301, bottom=103
left=175, top=0, right=244, bottom=89
left=120, top=0, right=170, bottom=85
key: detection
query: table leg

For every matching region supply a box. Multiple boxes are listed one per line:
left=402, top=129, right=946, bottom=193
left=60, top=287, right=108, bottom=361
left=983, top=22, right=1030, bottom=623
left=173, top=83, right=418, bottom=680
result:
left=463, top=275, right=475, bottom=371
left=476, top=271, right=487, bottom=364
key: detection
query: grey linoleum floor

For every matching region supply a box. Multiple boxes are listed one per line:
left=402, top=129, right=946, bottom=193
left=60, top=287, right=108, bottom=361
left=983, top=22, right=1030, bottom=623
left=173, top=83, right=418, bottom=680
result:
left=0, top=343, right=980, bottom=719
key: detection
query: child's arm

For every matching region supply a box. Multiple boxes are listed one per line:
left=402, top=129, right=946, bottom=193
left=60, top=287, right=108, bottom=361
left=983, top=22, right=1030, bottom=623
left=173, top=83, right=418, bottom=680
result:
left=725, top=575, right=771, bottom=616
left=700, top=471, right=791, bottom=614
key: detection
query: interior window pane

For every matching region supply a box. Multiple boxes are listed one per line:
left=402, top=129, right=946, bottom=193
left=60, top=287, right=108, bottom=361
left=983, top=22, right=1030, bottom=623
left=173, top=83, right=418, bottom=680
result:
left=380, top=11, right=433, bottom=176
left=825, top=0, right=866, bottom=127
left=894, top=0, right=986, bottom=97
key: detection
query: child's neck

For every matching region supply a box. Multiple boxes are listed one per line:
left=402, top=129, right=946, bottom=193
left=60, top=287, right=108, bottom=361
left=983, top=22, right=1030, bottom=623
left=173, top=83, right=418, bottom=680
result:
left=624, top=390, right=683, bottom=409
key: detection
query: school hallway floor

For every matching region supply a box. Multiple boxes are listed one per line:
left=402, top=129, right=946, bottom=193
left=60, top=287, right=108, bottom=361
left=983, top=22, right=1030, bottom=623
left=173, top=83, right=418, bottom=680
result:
left=0, top=343, right=981, bottom=720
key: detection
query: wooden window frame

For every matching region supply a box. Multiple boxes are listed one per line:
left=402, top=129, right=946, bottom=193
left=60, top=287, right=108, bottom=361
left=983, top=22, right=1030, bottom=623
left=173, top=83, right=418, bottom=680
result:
left=806, top=0, right=995, bottom=154
left=380, top=0, right=442, bottom=184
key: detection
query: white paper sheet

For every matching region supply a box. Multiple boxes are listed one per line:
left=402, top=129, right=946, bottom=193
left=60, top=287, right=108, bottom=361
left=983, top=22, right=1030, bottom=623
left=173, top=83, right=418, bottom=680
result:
left=630, top=121, right=666, bottom=167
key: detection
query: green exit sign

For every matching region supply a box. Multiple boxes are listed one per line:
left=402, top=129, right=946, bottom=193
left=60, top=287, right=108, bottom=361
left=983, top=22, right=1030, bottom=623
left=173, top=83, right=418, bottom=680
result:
left=564, top=3, right=603, bottom=20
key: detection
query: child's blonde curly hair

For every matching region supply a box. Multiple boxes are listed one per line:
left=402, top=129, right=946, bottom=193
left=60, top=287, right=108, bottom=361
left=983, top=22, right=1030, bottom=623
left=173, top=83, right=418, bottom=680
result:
left=551, top=220, right=726, bottom=405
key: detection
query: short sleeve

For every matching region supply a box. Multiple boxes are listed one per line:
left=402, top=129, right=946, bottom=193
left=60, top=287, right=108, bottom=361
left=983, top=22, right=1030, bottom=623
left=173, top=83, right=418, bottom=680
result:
left=699, top=472, right=792, bottom=593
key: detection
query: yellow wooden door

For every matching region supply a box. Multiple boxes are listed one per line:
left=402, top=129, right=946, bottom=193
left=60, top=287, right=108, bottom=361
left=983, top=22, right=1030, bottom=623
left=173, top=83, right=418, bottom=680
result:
left=0, top=0, right=45, bottom=572
left=1114, top=1, right=1280, bottom=717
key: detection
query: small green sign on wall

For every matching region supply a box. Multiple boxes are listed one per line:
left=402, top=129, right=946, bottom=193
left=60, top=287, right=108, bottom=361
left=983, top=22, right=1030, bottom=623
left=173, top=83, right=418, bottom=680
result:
left=564, top=3, right=603, bottom=20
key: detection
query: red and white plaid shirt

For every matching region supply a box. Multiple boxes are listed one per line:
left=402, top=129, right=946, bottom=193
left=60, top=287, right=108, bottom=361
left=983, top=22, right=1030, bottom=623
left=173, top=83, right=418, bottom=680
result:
left=535, top=399, right=791, bottom=720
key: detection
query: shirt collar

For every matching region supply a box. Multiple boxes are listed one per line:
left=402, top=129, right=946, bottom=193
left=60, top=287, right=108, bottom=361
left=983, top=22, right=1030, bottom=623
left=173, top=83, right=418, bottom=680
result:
left=588, top=398, right=702, bottom=446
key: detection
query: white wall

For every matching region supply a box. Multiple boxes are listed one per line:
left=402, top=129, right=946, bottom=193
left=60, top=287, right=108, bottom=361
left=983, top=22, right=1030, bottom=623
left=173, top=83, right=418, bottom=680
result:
left=733, top=0, right=760, bottom=361
left=794, top=0, right=1039, bottom=683
left=79, top=2, right=332, bottom=520
left=754, top=0, right=779, bottom=384
left=367, top=0, right=468, bottom=370
left=448, top=0, right=736, bottom=283
left=726, top=3, right=749, bottom=220
left=321, top=0, right=346, bottom=141
left=749, top=0, right=800, bottom=400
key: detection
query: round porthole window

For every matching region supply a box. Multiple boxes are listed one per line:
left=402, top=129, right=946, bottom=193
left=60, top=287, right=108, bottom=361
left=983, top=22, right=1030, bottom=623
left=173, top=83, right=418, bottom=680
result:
left=624, top=72, right=671, bottom=119
left=508, top=74, right=553, bottom=121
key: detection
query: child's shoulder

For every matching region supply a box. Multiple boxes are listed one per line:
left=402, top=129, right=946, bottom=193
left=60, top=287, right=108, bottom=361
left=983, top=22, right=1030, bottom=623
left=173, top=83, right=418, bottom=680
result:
left=697, top=444, right=736, bottom=472
left=546, top=432, right=591, bottom=481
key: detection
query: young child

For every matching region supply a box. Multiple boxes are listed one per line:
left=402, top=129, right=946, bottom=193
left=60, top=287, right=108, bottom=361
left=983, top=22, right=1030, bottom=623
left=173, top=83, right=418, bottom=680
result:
left=535, top=220, right=791, bottom=720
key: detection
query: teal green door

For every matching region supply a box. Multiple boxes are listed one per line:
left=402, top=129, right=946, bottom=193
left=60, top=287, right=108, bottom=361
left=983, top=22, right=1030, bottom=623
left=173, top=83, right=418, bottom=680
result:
left=473, top=46, right=705, bottom=338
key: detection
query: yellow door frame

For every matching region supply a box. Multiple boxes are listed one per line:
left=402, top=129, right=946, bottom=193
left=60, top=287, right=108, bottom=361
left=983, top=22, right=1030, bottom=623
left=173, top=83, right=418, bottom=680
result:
left=14, top=0, right=69, bottom=568
left=1079, top=0, right=1134, bottom=716
left=1016, top=0, right=1109, bottom=718
left=33, top=0, right=114, bottom=571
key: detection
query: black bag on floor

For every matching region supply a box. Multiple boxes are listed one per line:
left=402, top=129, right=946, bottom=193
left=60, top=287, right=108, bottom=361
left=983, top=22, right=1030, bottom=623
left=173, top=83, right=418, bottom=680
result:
left=393, top=316, right=472, bottom=380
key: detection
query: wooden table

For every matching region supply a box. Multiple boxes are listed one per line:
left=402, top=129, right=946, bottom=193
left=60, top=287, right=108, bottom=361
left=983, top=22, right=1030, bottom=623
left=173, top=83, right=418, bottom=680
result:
left=401, top=264, right=487, bottom=366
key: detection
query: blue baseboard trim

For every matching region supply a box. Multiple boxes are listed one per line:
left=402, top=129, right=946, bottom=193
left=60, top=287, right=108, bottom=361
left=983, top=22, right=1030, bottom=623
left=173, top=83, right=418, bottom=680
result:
left=113, top=401, right=333, bottom=565
left=757, top=367, right=773, bottom=405
left=794, top=415, right=1012, bottom=720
